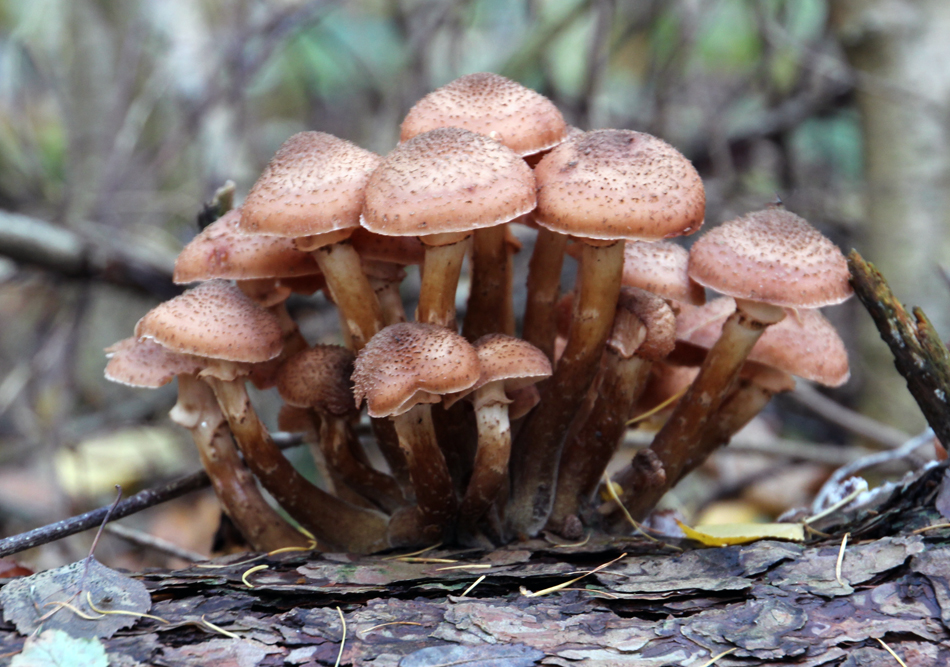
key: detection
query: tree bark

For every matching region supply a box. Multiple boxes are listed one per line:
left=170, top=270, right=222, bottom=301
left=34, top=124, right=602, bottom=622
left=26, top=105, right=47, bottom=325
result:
left=2, top=462, right=948, bottom=666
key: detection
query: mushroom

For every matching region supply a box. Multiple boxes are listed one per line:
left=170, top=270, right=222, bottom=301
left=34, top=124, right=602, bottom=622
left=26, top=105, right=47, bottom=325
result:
left=352, top=323, right=481, bottom=545
left=548, top=287, right=675, bottom=533
left=361, top=127, right=536, bottom=329
left=240, top=131, right=384, bottom=351
left=398, top=72, right=567, bottom=340
left=633, top=209, right=852, bottom=520
left=135, top=280, right=389, bottom=553
left=276, top=345, right=405, bottom=513
left=507, top=129, right=705, bottom=536
left=104, top=337, right=308, bottom=551
left=444, top=334, right=551, bottom=535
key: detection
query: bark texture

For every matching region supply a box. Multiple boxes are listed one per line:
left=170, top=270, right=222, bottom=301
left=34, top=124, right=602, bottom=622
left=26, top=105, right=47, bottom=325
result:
left=2, top=463, right=949, bottom=666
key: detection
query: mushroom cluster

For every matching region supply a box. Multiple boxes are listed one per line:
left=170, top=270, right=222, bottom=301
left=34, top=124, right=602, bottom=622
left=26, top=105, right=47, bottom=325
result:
left=105, top=72, right=853, bottom=552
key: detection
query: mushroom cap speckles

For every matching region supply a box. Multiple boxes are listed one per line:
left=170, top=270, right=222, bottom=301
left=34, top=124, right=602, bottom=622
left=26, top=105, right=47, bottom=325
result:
left=104, top=337, right=204, bottom=388
left=134, top=280, right=283, bottom=363
left=533, top=129, right=705, bottom=242
left=611, top=287, right=676, bottom=361
left=688, top=208, right=853, bottom=309
left=276, top=345, right=358, bottom=417
left=623, top=240, right=705, bottom=306
left=240, top=132, right=382, bottom=238
left=174, top=209, right=321, bottom=283
left=675, top=298, right=850, bottom=387
left=352, top=322, right=480, bottom=418
left=400, top=72, right=568, bottom=157
left=470, top=334, right=552, bottom=392
left=361, top=127, right=537, bottom=237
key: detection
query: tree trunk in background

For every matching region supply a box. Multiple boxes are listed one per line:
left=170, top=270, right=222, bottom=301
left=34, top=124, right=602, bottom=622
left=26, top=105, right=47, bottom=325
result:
left=833, top=0, right=950, bottom=434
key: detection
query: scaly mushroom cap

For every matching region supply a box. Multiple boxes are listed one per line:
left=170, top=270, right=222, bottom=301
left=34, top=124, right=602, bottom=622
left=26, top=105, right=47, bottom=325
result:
left=676, top=298, right=850, bottom=387
left=240, top=132, right=382, bottom=238
left=609, top=287, right=676, bottom=361
left=104, top=337, right=204, bottom=388
left=352, top=322, right=480, bottom=418
left=276, top=345, right=358, bottom=417
left=174, top=209, right=321, bottom=283
left=622, top=241, right=705, bottom=305
left=688, top=208, right=853, bottom=308
left=470, top=334, right=552, bottom=393
left=134, top=280, right=283, bottom=363
left=400, top=72, right=568, bottom=157
left=534, top=130, right=705, bottom=242
left=361, top=127, right=537, bottom=237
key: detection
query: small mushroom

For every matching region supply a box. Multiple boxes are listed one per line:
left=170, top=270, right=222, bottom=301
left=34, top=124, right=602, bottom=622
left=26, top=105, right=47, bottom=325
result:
left=352, top=323, right=481, bottom=545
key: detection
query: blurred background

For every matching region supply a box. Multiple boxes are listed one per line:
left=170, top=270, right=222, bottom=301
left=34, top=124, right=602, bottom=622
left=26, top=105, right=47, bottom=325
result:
left=0, top=0, right=947, bottom=569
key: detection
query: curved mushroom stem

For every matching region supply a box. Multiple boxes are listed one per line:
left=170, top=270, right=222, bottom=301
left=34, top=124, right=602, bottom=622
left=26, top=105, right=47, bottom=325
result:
left=309, top=411, right=406, bottom=514
left=170, top=375, right=308, bottom=551
left=548, top=352, right=652, bottom=533
left=416, top=236, right=471, bottom=329
left=611, top=300, right=786, bottom=520
left=371, top=278, right=407, bottom=326
left=205, top=376, right=389, bottom=553
left=507, top=241, right=625, bottom=537
left=390, top=404, right=458, bottom=539
left=370, top=418, right=413, bottom=498
left=313, top=242, right=384, bottom=351
left=459, top=383, right=511, bottom=532
left=522, top=227, right=568, bottom=360
left=463, top=225, right=513, bottom=339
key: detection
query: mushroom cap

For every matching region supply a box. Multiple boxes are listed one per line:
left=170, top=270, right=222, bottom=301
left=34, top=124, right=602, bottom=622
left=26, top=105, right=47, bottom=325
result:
left=676, top=298, right=850, bottom=386
left=276, top=345, right=358, bottom=417
left=134, top=280, right=283, bottom=363
left=400, top=72, right=568, bottom=157
left=174, top=209, right=321, bottom=283
left=533, top=129, right=705, bottom=242
left=350, top=228, right=425, bottom=265
left=566, top=239, right=705, bottom=305
left=352, top=322, right=481, bottom=417
left=104, top=337, right=204, bottom=388
left=609, top=287, right=676, bottom=361
left=361, top=127, right=537, bottom=237
left=470, top=334, right=552, bottom=392
left=687, top=208, right=853, bottom=309
left=240, top=132, right=382, bottom=238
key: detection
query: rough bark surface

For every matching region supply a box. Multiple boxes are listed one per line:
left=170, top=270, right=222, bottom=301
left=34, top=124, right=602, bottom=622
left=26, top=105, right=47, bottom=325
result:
left=2, top=463, right=949, bottom=666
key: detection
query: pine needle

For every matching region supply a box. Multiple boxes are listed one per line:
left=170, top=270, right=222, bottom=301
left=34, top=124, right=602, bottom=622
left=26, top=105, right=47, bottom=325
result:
left=86, top=591, right=169, bottom=624
left=381, top=543, right=441, bottom=560
left=334, top=607, right=346, bottom=667
left=521, top=553, right=626, bottom=598
left=876, top=638, right=908, bottom=666
left=835, top=533, right=850, bottom=588
left=626, top=388, right=687, bottom=425
left=696, top=647, right=736, bottom=666
left=461, top=575, right=487, bottom=597
left=201, top=615, right=240, bottom=639
left=242, top=564, right=269, bottom=588
left=602, top=473, right=682, bottom=551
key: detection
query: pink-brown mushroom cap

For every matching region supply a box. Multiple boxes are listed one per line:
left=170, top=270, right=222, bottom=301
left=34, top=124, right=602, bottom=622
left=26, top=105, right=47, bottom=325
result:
left=104, top=337, right=205, bottom=388
left=276, top=345, right=359, bottom=417
left=240, top=132, right=382, bottom=238
left=134, top=280, right=283, bottom=363
left=400, top=72, right=568, bottom=157
left=533, top=130, right=705, bottom=242
left=688, top=208, right=853, bottom=309
left=361, top=127, right=537, bottom=237
left=174, top=209, right=321, bottom=283
left=352, top=323, right=481, bottom=418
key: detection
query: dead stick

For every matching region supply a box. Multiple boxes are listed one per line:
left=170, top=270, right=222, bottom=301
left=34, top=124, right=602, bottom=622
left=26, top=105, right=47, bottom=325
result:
left=848, top=250, right=950, bottom=447
left=0, top=432, right=303, bottom=558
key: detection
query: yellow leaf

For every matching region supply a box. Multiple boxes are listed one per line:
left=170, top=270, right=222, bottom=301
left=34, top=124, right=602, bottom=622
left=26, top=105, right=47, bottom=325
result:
left=676, top=520, right=805, bottom=546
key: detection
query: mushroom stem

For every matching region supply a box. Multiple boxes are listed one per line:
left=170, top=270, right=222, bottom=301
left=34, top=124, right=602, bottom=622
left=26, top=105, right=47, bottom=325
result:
left=309, top=411, right=406, bottom=514
left=416, top=237, right=471, bottom=328
left=268, top=301, right=309, bottom=357
left=507, top=240, right=625, bottom=536
left=463, top=225, right=513, bottom=339
left=616, top=301, right=785, bottom=520
left=391, top=403, right=458, bottom=535
left=206, top=376, right=389, bottom=553
left=371, top=277, right=407, bottom=326
left=548, top=352, right=652, bottom=532
left=313, top=242, right=384, bottom=351
left=605, top=369, right=792, bottom=528
left=370, top=417, right=414, bottom=497
left=459, top=383, right=511, bottom=529
left=522, top=227, right=567, bottom=360
left=170, top=375, right=308, bottom=551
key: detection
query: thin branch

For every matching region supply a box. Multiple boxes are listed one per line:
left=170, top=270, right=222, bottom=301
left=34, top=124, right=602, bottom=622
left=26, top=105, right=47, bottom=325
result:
left=104, top=522, right=207, bottom=563
left=0, top=432, right=302, bottom=558
left=790, top=382, right=912, bottom=450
